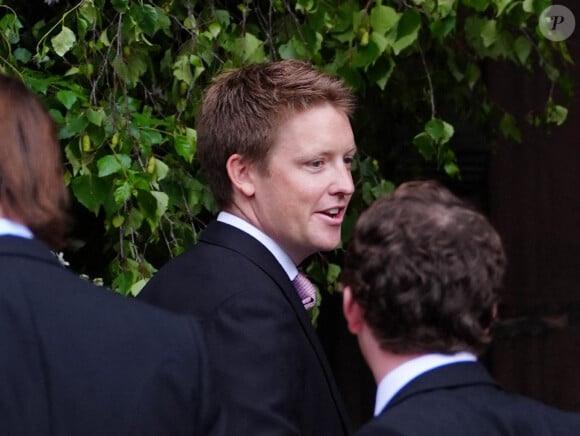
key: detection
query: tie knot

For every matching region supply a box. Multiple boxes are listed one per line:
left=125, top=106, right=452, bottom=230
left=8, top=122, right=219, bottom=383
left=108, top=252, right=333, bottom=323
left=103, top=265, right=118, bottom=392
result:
left=292, top=272, right=317, bottom=310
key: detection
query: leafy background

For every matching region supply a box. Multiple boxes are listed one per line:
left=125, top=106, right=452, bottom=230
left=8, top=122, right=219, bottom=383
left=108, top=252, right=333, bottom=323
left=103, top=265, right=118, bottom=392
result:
left=0, top=0, right=573, bottom=304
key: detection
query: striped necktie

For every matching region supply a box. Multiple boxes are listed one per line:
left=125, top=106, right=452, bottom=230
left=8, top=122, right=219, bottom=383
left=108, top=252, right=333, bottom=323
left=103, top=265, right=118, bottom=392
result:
left=292, top=272, right=317, bottom=310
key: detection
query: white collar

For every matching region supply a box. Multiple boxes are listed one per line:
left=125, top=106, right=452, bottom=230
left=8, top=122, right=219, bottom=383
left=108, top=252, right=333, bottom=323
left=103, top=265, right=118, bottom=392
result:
left=0, top=218, right=33, bottom=239
left=217, top=211, right=298, bottom=280
left=374, top=351, right=477, bottom=416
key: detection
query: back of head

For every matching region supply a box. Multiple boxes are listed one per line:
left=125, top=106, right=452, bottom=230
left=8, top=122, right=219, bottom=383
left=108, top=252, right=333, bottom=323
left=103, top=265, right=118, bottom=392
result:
left=341, top=180, right=506, bottom=355
left=196, top=59, right=355, bottom=208
left=0, top=74, right=69, bottom=248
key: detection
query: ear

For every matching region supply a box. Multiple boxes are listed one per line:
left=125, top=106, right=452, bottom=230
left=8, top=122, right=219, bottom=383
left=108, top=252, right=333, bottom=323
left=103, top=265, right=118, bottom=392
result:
left=226, top=153, right=256, bottom=198
left=342, top=286, right=365, bottom=335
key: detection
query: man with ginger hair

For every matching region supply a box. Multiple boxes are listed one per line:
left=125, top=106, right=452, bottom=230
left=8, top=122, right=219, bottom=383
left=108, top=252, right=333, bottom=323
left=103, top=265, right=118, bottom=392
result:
left=139, top=59, right=355, bottom=435
left=340, top=180, right=580, bottom=435
left=0, top=73, right=223, bottom=436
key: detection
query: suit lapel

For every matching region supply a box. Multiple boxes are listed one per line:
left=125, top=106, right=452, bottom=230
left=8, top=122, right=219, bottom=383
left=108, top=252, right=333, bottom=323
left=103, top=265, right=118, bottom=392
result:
left=200, top=220, right=350, bottom=428
left=386, top=362, right=500, bottom=412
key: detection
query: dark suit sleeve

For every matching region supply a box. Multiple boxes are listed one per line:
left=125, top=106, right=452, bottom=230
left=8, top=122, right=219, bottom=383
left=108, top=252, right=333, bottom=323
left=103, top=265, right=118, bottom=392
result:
left=205, top=288, right=306, bottom=436
left=126, top=317, right=224, bottom=436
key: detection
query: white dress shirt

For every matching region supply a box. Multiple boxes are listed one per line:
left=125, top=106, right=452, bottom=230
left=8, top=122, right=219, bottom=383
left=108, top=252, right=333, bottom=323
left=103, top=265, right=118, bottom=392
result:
left=374, top=351, right=477, bottom=415
left=217, top=211, right=298, bottom=281
left=0, top=218, right=33, bottom=239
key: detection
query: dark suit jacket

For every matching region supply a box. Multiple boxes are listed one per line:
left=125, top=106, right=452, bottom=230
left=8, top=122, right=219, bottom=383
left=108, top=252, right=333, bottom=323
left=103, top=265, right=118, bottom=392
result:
left=139, top=221, right=351, bottom=436
left=0, top=235, right=223, bottom=436
left=355, top=361, right=580, bottom=435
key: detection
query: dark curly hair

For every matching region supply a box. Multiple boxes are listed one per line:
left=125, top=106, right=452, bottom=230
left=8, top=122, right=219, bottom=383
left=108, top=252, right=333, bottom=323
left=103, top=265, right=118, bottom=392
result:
left=341, top=180, right=506, bottom=355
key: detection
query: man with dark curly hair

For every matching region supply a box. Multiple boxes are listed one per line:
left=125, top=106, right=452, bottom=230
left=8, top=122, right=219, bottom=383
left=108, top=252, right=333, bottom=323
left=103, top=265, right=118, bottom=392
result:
left=341, top=180, right=580, bottom=435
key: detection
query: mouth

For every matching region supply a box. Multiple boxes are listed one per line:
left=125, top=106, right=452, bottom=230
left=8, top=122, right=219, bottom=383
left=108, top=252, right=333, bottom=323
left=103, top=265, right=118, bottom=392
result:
left=318, top=207, right=345, bottom=221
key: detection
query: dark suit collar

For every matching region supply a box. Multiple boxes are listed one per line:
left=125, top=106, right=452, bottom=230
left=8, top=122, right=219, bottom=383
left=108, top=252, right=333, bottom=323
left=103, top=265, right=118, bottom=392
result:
left=200, top=221, right=315, bottom=326
left=0, top=235, right=60, bottom=267
left=385, top=361, right=500, bottom=413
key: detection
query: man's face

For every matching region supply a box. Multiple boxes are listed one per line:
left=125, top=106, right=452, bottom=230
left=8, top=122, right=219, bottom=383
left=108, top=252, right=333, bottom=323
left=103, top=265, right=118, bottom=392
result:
left=248, top=103, right=356, bottom=264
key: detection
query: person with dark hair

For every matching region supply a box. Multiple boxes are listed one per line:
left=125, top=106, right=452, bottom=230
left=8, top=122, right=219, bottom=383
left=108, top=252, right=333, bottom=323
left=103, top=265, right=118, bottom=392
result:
left=139, top=59, right=355, bottom=435
left=341, top=180, right=580, bottom=435
left=0, top=73, right=223, bottom=436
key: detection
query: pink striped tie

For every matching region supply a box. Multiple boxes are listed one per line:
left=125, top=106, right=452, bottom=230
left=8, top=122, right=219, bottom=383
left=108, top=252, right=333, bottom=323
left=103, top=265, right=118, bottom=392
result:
left=292, top=272, right=317, bottom=310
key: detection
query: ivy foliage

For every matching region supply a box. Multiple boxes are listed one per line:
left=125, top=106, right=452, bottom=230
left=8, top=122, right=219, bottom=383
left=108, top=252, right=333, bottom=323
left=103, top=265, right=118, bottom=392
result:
left=0, top=0, right=573, bottom=296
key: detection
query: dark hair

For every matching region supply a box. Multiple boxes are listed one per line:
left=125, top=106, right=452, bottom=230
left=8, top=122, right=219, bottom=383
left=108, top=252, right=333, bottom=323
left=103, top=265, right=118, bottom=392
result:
left=0, top=74, right=69, bottom=248
left=341, top=180, right=506, bottom=355
left=196, top=59, right=355, bottom=208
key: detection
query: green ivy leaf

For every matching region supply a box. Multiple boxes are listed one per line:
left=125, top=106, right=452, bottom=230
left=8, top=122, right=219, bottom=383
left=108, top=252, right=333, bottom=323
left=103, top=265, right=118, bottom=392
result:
left=370, top=5, right=398, bottom=35
left=56, top=90, right=78, bottom=110
left=129, top=278, right=149, bottom=297
left=546, top=103, right=568, bottom=126
left=425, top=118, right=455, bottom=144
left=499, top=113, right=522, bottom=142
left=71, top=175, right=109, bottom=215
left=462, top=0, right=490, bottom=12
left=413, top=132, right=436, bottom=160
left=514, top=36, right=532, bottom=64
left=51, top=26, right=76, bottom=57
left=134, top=4, right=158, bottom=36
left=14, top=47, right=32, bottom=63
left=97, top=154, right=131, bottom=177
left=86, top=108, right=107, bottom=126
left=480, top=20, right=498, bottom=48
left=114, top=181, right=132, bottom=205
left=151, top=191, right=169, bottom=218
left=111, top=0, right=129, bottom=13
left=153, top=158, right=170, bottom=182
left=393, top=10, right=421, bottom=55
left=174, top=128, right=197, bottom=163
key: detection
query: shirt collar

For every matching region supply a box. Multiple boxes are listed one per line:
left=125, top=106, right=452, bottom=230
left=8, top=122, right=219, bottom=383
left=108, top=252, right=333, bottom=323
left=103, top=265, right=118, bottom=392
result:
left=374, top=351, right=477, bottom=416
left=0, top=218, right=33, bottom=239
left=217, top=211, right=298, bottom=280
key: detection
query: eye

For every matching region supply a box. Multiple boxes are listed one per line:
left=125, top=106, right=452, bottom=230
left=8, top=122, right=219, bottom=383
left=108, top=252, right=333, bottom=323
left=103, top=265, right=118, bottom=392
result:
left=309, top=159, right=324, bottom=168
left=343, top=155, right=355, bottom=167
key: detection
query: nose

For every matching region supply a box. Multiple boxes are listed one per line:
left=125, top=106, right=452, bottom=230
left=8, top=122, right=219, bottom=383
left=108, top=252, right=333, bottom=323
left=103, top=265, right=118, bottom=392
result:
left=331, top=163, right=355, bottom=197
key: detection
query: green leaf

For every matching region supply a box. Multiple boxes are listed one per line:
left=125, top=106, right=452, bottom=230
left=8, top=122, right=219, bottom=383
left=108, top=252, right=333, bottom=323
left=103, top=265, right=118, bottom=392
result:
left=80, top=0, right=98, bottom=24
left=97, top=154, right=131, bottom=177
left=370, top=179, right=396, bottom=199
left=413, top=132, right=436, bottom=160
left=154, top=159, right=170, bottom=182
left=0, top=13, right=22, bottom=44
left=370, top=5, right=398, bottom=35
left=151, top=191, right=169, bottom=218
left=462, top=0, right=490, bottom=12
left=134, top=4, right=158, bottom=36
left=499, top=113, right=522, bottom=142
left=14, top=48, right=32, bottom=63
left=546, top=103, right=568, bottom=126
left=71, top=175, right=109, bottom=215
left=51, top=26, right=76, bottom=57
left=56, top=90, right=78, bottom=110
left=111, top=0, right=129, bottom=13
left=480, top=20, right=498, bottom=48
left=114, top=181, right=132, bottom=204
left=174, top=128, right=197, bottom=163
left=425, top=118, right=455, bottom=144
left=86, top=108, right=107, bottom=126
left=129, top=278, right=149, bottom=297
left=393, top=10, right=421, bottom=55
left=514, top=36, right=531, bottom=64
left=444, top=161, right=460, bottom=177
left=240, top=32, right=265, bottom=62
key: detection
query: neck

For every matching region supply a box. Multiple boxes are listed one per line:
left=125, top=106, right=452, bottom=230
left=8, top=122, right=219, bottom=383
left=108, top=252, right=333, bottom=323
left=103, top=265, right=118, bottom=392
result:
left=358, top=326, right=422, bottom=384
